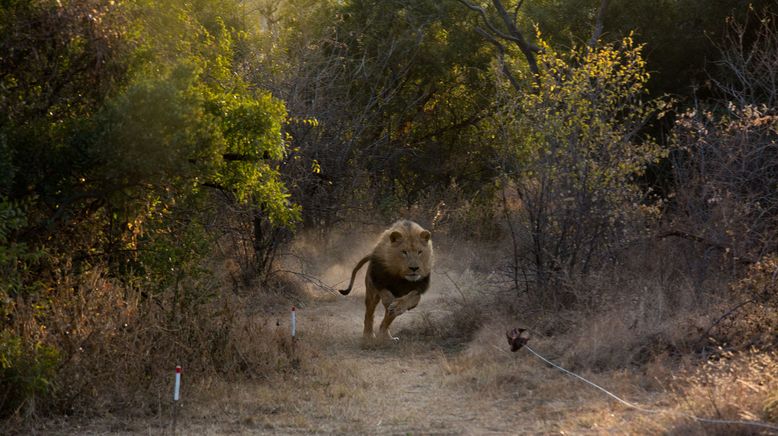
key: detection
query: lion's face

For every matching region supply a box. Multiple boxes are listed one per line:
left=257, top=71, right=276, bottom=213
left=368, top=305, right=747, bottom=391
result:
left=382, top=222, right=433, bottom=282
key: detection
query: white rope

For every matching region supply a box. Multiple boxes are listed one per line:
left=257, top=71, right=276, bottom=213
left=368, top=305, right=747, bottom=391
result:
left=523, top=345, right=661, bottom=414
left=510, top=344, right=778, bottom=432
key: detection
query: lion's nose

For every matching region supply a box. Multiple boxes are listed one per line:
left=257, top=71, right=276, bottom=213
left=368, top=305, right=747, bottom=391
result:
left=409, top=267, right=419, bottom=272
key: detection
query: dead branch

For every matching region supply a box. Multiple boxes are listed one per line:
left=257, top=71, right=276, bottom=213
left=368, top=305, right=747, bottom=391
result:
left=657, top=229, right=756, bottom=264
left=588, top=0, right=608, bottom=48
left=457, top=0, right=541, bottom=85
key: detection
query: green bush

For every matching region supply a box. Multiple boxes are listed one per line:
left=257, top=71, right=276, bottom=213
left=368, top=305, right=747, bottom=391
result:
left=0, top=200, right=45, bottom=318
left=496, top=35, right=667, bottom=297
left=0, top=0, right=300, bottom=420
left=0, top=331, right=59, bottom=417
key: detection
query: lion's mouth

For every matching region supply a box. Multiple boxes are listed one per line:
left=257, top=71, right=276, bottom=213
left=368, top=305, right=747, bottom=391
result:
left=405, top=273, right=422, bottom=281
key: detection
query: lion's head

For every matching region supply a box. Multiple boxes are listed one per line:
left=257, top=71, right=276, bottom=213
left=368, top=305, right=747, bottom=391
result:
left=374, top=220, right=433, bottom=282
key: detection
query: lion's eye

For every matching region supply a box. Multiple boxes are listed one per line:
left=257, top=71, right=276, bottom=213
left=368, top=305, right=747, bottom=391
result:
left=417, top=250, right=422, bottom=255
left=402, top=250, right=408, bottom=256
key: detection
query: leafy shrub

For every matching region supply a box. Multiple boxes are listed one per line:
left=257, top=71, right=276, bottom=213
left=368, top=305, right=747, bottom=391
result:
left=0, top=200, right=45, bottom=317
left=496, top=35, right=667, bottom=301
left=0, top=332, right=59, bottom=417
left=0, top=0, right=301, bottom=421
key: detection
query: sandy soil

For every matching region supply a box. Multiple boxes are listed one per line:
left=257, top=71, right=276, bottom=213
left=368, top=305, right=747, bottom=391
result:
left=276, top=294, right=532, bottom=435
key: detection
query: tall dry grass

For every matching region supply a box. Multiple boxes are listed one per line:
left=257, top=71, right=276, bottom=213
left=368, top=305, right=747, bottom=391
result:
left=1, top=261, right=308, bottom=431
left=414, top=224, right=778, bottom=433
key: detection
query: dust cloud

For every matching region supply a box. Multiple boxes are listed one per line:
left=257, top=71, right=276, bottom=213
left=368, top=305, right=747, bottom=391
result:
left=275, top=222, right=509, bottom=342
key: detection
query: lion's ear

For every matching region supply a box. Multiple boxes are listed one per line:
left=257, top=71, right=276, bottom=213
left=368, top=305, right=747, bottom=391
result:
left=419, top=230, right=431, bottom=243
left=389, top=231, right=403, bottom=244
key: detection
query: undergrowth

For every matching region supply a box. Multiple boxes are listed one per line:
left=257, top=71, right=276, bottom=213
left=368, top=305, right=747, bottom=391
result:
left=0, top=266, right=304, bottom=428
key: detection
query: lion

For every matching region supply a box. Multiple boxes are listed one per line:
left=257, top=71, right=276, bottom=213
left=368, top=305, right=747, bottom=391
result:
left=339, top=220, right=433, bottom=342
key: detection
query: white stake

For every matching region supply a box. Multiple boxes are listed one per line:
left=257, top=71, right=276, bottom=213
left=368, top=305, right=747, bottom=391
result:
left=174, top=365, right=181, bottom=401
left=291, top=306, right=297, bottom=338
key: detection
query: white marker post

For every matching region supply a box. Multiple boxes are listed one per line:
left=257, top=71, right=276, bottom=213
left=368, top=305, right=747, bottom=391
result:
left=172, top=365, right=181, bottom=433
left=174, top=365, right=181, bottom=401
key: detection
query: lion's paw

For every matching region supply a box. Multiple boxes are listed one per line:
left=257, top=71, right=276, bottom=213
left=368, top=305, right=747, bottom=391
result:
left=377, top=330, right=399, bottom=343
left=387, top=301, right=405, bottom=317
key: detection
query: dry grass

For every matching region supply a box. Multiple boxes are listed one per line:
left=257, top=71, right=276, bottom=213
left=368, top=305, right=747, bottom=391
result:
left=1, top=262, right=311, bottom=432
left=435, top=319, right=777, bottom=434
left=8, top=226, right=777, bottom=435
left=662, top=350, right=778, bottom=435
left=418, top=236, right=778, bottom=434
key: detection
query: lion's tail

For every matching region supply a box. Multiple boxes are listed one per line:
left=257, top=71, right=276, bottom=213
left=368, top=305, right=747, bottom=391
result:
left=339, top=255, right=371, bottom=295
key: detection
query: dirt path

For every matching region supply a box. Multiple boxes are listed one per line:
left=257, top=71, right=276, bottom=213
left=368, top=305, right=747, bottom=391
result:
left=292, top=293, right=520, bottom=434
left=240, top=284, right=671, bottom=435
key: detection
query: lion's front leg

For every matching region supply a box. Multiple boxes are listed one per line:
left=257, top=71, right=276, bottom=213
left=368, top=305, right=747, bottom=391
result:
left=377, top=290, right=420, bottom=341
left=376, top=290, right=399, bottom=341
left=386, top=291, right=421, bottom=317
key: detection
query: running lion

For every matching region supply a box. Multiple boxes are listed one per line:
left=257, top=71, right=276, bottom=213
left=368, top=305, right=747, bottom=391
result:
left=339, top=220, right=433, bottom=342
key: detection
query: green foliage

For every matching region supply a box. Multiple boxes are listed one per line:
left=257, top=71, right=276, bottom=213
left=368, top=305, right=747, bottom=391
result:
left=515, top=34, right=665, bottom=176
left=0, top=135, right=13, bottom=197
left=499, top=35, right=666, bottom=289
left=0, top=200, right=44, bottom=317
left=334, top=0, right=497, bottom=202
left=0, top=331, right=59, bottom=417
left=0, top=0, right=298, bottom=418
left=132, top=196, right=212, bottom=297
left=0, top=0, right=299, bottom=284
left=90, top=62, right=297, bottom=225
left=88, top=1, right=299, bottom=227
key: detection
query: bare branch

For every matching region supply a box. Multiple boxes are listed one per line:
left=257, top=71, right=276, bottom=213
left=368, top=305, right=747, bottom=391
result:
left=490, top=0, right=540, bottom=76
left=588, top=0, right=608, bottom=48
left=457, top=0, right=524, bottom=45
left=475, top=27, right=522, bottom=92
left=457, top=0, right=540, bottom=81
left=657, top=229, right=757, bottom=264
